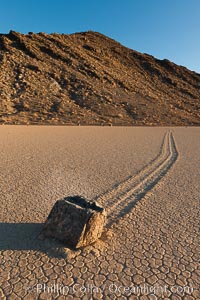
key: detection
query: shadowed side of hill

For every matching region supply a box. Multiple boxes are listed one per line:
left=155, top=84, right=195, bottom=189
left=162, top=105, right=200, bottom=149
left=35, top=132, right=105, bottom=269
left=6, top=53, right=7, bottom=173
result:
left=0, top=30, right=200, bottom=125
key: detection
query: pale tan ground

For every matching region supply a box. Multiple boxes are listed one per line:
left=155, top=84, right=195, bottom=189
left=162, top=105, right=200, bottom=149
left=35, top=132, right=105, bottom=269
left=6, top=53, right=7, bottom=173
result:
left=0, top=126, right=199, bottom=299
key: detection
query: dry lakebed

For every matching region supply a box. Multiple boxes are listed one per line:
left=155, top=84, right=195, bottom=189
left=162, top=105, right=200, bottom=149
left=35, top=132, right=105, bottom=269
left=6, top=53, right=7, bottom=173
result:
left=0, top=126, right=199, bottom=299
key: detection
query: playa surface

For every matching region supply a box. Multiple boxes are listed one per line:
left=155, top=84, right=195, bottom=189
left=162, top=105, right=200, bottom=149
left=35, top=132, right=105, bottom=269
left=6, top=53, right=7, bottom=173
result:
left=0, top=126, right=199, bottom=299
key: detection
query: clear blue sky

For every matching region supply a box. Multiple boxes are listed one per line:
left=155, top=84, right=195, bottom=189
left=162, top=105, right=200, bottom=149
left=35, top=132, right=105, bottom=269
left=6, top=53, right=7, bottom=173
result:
left=1, top=0, right=200, bottom=73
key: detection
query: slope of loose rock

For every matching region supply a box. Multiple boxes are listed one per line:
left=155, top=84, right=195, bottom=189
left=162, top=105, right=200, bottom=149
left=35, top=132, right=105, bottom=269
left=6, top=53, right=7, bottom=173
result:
left=0, top=30, right=200, bottom=125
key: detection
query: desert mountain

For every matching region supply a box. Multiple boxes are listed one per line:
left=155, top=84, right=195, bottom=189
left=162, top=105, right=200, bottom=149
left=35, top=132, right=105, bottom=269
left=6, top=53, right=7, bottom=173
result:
left=0, top=30, right=199, bottom=125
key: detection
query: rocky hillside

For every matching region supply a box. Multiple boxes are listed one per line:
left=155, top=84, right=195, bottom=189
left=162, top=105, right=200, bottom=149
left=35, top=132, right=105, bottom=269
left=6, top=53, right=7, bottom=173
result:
left=0, top=30, right=200, bottom=125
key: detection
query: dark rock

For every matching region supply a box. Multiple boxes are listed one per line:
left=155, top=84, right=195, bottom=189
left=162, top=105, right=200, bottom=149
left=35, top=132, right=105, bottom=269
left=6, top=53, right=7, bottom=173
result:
left=38, top=196, right=106, bottom=248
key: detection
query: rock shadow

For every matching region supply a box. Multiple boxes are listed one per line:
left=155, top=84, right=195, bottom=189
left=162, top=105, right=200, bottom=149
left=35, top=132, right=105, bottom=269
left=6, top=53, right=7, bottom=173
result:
left=0, top=222, right=69, bottom=258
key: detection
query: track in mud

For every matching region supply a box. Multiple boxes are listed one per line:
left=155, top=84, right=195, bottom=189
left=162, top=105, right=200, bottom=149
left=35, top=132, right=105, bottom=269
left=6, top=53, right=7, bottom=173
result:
left=96, top=131, right=178, bottom=226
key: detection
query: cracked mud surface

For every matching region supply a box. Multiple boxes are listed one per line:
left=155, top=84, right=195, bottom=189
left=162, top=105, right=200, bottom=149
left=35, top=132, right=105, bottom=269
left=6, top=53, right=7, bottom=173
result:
left=0, top=126, right=199, bottom=299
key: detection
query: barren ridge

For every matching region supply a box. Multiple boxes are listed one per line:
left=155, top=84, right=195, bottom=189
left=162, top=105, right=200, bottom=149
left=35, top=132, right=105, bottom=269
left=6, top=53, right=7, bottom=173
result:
left=0, top=30, right=200, bottom=125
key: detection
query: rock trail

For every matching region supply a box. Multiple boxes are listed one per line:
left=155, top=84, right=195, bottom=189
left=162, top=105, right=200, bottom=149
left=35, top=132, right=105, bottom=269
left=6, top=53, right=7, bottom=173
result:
left=97, top=131, right=178, bottom=226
